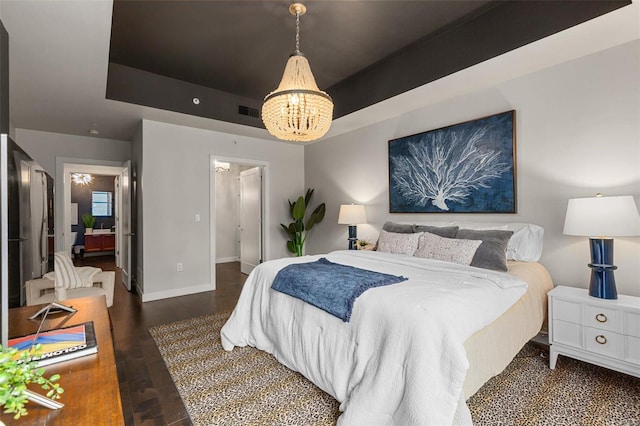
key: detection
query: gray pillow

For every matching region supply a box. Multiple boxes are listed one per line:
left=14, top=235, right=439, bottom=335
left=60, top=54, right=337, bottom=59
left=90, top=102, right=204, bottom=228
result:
left=382, top=222, right=414, bottom=233
left=376, top=223, right=458, bottom=250
left=412, top=225, right=459, bottom=238
left=455, top=229, right=514, bottom=271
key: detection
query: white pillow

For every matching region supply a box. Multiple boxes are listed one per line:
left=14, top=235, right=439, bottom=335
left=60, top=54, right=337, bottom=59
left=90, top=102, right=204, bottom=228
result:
left=414, top=232, right=482, bottom=265
left=399, top=222, right=544, bottom=262
left=377, top=230, right=421, bottom=255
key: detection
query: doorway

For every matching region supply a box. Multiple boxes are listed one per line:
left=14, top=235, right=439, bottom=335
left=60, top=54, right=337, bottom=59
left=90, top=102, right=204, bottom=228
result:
left=55, top=157, right=133, bottom=291
left=210, top=156, right=268, bottom=289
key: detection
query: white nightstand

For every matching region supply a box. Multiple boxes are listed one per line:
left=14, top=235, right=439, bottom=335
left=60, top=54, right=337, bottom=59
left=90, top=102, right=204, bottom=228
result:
left=548, top=286, right=640, bottom=378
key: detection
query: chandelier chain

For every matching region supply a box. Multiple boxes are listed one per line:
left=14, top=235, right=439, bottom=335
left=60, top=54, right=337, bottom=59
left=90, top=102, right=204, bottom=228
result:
left=295, top=10, right=300, bottom=54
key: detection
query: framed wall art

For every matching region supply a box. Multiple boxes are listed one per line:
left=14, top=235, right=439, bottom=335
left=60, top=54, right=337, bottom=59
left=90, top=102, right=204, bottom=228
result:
left=388, top=110, right=516, bottom=213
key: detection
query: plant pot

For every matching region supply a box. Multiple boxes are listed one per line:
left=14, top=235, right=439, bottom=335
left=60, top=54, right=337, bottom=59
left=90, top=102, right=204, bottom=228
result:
left=85, top=228, right=93, bottom=235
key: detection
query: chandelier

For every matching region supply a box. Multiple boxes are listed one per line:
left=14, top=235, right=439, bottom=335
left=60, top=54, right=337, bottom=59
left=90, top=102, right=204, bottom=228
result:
left=71, top=173, right=93, bottom=185
left=262, top=3, right=333, bottom=142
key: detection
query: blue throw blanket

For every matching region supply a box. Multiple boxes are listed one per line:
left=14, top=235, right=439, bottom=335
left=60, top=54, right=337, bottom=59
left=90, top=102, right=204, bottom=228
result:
left=271, top=257, right=407, bottom=322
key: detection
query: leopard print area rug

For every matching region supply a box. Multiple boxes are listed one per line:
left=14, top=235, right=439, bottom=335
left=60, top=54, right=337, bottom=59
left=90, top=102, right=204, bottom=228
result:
left=149, top=312, right=640, bottom=426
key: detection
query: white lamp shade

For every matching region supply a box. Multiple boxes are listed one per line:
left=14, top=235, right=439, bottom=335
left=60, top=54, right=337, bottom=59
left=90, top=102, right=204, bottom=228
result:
left=563, top=195, right=640, bottom=237
left=338, top=204, right=367, bottom=225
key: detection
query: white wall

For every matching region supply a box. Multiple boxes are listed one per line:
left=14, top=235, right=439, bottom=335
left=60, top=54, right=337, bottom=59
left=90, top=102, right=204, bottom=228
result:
left=140, top=119, right=304, bottom=301
left=14, top=128, right=131, bottom=176
left=215, top=163, right=239, bottom=262
left=305, top=40, right=640, bottom=297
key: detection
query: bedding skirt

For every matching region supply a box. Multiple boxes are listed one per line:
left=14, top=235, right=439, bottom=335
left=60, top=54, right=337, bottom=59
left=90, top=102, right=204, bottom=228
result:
left=463, top=261, right=553, bottom=398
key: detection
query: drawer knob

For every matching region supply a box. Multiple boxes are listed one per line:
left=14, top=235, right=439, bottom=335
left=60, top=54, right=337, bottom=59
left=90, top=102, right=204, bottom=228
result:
left=595, top=335, right=607, bottom=345
left=595, top=313, right=607, bottom=323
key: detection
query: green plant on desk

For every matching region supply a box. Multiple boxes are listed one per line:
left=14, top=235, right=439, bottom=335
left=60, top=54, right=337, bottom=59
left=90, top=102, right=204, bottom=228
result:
left=0, top=345, right=64, bottom=419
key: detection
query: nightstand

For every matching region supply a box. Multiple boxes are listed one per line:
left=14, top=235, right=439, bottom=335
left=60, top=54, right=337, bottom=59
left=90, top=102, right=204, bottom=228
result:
left=548, top=286, right=640, bottom=377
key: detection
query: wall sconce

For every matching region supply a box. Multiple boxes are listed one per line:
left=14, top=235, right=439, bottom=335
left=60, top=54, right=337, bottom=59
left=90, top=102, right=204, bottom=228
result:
left=563, top=194, right=640, bottom=299
left=338, top=204, right=367, bottom=250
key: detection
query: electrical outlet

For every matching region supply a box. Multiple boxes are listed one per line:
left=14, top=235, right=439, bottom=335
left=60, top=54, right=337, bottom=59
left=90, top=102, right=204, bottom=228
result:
left=177, top=263, right=183, bottom=272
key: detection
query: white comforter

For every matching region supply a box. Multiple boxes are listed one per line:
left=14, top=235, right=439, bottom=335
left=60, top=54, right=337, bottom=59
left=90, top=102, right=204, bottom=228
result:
left=221, top=250, right=528, bottom=425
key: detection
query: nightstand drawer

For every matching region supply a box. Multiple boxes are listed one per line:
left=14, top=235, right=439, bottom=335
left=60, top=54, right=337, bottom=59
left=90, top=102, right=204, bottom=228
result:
left=549, top=286, right=640, bottom=378
left=585, top=327, right=619, bottom=359
left=624, top=311, right=640, bottom=338
left=552, top=320, right=582, bottom=349
left=553, top=298, right=581, bottom=323
left=625, top=335, right=640, bottom=364
left=585, top=305, right=618, bottom=332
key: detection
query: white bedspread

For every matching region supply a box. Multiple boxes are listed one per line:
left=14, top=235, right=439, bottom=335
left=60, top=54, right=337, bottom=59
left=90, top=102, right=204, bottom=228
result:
left=221, top=250, right=528, bottom=425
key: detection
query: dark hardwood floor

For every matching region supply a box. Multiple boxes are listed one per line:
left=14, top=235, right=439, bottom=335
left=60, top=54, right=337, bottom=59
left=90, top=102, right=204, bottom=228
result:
left=75, top=255, right=246, bottom=425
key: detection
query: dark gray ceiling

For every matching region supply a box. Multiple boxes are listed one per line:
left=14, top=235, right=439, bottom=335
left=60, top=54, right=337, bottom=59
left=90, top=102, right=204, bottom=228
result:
left=107, top=0, right=630, bottom=130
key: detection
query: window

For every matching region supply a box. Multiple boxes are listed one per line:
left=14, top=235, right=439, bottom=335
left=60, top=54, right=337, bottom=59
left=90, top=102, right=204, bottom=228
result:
left=92, top=191, right=113, bottom=217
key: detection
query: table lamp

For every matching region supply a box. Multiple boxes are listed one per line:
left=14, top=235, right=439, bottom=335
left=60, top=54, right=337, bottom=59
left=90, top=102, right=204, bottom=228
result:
left=338, top=204, right=367, bottom=250
left=563, top=194, right=640, bottom=299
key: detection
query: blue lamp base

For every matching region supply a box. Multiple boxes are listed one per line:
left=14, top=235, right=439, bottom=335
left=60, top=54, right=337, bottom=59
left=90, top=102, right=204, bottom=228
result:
left=588, top=238, right=617, bottom=300
left=347, top=225, right=357, bottom=250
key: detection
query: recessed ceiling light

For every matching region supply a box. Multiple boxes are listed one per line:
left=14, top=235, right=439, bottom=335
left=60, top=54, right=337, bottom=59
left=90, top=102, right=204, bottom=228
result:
left=193, top=97, right=200, bottom=105
left=89, top=129, right=100, bottom=135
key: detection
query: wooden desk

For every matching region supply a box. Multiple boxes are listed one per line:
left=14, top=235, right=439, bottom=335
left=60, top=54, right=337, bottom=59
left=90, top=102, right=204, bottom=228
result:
left=2, top=296, right=124, bottom=425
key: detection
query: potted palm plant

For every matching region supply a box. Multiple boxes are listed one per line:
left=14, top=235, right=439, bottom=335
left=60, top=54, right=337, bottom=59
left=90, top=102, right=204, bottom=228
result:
left=82, top=213, right=95, bottom=234
left=280, top=188, right=326, bottom=256
left=0, top=345, right=64, bottom=420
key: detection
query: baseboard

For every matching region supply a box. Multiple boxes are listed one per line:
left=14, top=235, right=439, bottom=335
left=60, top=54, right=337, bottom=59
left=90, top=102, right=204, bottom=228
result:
left=216, top=257, right=239, bottom=264
left=141, top=283, right=213, bottom=302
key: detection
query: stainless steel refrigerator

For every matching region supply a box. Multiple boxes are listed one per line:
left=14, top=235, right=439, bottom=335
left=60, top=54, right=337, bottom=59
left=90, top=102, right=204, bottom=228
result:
left=1, top=134, right=50, bottom=309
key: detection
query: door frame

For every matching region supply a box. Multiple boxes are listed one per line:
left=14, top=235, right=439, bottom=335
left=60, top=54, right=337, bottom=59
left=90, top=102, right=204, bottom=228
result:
left=54, top=157, right=125, bottom=258
left=209, top=155, right=269, bottom=290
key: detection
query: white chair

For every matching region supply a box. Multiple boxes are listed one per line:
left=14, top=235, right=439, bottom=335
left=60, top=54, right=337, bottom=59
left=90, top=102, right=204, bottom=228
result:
left=25, top=252, right=115, bottom=307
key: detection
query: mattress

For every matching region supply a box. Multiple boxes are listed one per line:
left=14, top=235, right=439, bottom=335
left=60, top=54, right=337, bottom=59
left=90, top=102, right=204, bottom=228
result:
left=463, top=261, right=554, bottom=398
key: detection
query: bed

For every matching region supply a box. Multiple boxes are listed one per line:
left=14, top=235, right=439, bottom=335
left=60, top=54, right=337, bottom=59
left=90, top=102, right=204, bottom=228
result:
left=221, top=223, right=553, bottom=425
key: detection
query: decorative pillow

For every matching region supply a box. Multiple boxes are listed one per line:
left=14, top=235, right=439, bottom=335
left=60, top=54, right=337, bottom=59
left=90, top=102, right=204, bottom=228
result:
left=414, top=232, right=482, bottom=265
left=376, top=230, right=421, bottom=255
left=455, top=229, right=514, bottom=271
left=54, top=251, right=83, bottom=289
left=382, top=222, right=414, bottom=234
left=375, top=223, right=458, bottom=250
left=506, top=224, right=544, bottom=262
left=412, top=225, right=459, bottom=238
left=409, top=222, right=544, bottom=261
left=373, top=222, right=414, bottom=250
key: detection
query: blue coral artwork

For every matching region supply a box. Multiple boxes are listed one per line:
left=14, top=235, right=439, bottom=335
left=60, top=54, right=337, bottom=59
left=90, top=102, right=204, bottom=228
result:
left=388, top=110, right=516, bottom=213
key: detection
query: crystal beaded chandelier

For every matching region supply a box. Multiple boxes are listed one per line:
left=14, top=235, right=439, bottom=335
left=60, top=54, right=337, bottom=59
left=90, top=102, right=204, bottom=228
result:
left=261, top=3, right=333, bottom=142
